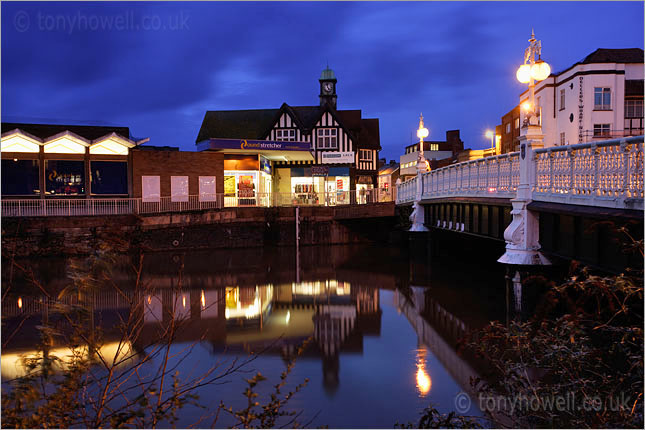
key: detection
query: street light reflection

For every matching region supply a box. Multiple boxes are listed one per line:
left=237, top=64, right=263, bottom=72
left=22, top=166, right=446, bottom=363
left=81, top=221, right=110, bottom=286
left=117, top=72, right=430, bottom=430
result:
left=415, top=347, right=432, bottom=396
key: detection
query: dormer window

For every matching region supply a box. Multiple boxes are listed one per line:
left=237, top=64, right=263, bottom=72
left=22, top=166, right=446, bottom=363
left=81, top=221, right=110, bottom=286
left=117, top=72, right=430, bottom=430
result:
left=317, top=128, right=337, bottom=149
left=275, top=129, right=295, bottom=141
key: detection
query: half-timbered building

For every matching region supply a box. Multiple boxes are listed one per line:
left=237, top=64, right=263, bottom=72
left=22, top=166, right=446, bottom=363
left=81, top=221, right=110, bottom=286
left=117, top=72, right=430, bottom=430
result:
left=196, top=67, right=381, bottom=204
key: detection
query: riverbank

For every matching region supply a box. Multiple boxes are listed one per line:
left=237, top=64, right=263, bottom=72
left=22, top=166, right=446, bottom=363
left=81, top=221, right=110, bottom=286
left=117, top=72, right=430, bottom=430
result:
left=1, top=203, right=401, bottom=257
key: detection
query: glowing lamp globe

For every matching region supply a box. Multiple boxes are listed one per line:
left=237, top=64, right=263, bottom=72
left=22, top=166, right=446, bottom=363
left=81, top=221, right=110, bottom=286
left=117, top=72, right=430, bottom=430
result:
left=417, top=127, right=429, bottom=139
left=521, top=101, right=532, bottom=112
left=530, top=60, right=551, bottom=81
left=516, top=64, right=531, bottom=84
left=485, top=130, right=494, bottom=139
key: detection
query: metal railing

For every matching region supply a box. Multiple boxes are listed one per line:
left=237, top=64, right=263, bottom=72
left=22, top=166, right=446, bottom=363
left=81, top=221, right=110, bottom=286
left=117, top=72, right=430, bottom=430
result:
left=533, top=136, right=643, bottom=209
left=396, top=135, right=644, bottom=211
left=1, top=190, right=385, bottom=217
left=396, top=152, right=520, bottom=205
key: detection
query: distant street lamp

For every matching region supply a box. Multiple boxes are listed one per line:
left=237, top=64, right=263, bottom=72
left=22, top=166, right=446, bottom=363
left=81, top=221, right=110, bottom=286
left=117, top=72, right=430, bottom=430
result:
left=416, top=114, right=429, bottom=172
left=516, top=30, right=551, bottom=125
left=409, top=114, right=430, bottom=232
left=485, top=130, right=495, bottom=148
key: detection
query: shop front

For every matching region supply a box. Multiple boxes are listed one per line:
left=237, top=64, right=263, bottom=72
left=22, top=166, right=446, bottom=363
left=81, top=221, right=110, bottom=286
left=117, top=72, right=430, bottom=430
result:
left=356, top=175, right=376, bottom=204
left=282, top=166, right=351, bottom=206
left=198, top=138, right=314, bottom=207
left=223, top=155, right=274, bottom=207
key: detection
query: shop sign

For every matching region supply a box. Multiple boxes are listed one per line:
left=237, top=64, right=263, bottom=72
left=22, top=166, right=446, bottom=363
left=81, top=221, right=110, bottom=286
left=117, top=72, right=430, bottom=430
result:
left=336, top=179, right=344, bottom=190
left=260, top=156, right=272, bottom=175
left=198, top=138, right=312, bottom=152
left=311, top=166, right=329, bottom=176
left=321, top=151, right=354, bottom=164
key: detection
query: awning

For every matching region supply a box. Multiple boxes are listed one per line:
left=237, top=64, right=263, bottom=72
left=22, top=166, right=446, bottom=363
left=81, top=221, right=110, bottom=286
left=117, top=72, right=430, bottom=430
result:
left=357, top=175, right=374, bottom=184
left=197, top=138, right=314, bottom=162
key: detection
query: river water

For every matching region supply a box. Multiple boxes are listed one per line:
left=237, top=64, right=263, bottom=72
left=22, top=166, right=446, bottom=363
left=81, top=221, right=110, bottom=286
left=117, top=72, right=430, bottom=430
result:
left=2, top=243, right=509, bottom=428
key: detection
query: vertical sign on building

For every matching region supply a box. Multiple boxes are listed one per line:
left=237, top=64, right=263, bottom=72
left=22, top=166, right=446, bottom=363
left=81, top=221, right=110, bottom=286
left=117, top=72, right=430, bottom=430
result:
left=578, top=76, right=584, bottom=144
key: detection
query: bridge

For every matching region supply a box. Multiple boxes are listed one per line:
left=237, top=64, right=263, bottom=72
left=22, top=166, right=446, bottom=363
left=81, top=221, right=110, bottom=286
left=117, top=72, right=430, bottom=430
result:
left=396, top=130, right=644, bottom=270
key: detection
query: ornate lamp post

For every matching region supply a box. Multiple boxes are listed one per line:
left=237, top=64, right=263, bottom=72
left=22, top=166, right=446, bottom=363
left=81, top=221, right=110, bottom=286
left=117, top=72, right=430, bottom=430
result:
left=498, top=31, right=551, bottom=266
left=515, top=30, right=551, bottom=126
left=485, top=130, right=495, bottom=150
left=409, top=114, right=429, bottom=232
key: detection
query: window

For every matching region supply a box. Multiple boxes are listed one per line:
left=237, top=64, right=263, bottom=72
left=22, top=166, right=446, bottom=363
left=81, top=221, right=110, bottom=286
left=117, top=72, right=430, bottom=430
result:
left=275, top=129, right=295, bottom=141
left=594, top=87, right=611, bottom=110
left=593, top=124, right=611, bottom=137
left=505, top=123, right=511, bottom=134
left=359, top=149, right=373, bottom=161
left=142, top=176, right=160, bottom=202
left=91, top=161, right=127, bottom=195
left=514, top=118, right=520, bottom=129
left=560, top=89, right=565, bottom=110
left=45, top=160, right=85, bottom=195
left=625, top=99, right=644, bottom=118
left=316, top=128, right=337, bottom=149
left=429, top=143, right=438, bottom=151
left=199, top=176, right=217, bottom=202
left=560, top=132, right=566, bottom=146
left=2, top=159, right=39, bottom=195
left=171, top=176, right=189, bottom=202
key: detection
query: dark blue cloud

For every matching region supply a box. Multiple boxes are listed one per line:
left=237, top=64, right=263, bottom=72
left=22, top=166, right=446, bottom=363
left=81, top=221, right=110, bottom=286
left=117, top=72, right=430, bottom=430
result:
left=2, top=1, right=643, bottom=160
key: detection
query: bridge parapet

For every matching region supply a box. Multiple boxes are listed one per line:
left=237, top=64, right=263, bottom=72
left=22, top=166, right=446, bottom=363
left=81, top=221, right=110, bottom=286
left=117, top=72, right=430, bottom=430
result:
left=421, top=152, right=520, bottom=200
left=397, top=135, right=643, bottom=211
left=533, top=138, right=643, bottom=210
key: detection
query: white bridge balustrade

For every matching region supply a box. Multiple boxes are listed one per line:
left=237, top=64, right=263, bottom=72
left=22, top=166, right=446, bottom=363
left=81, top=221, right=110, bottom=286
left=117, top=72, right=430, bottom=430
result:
left=397, top=136, right=644, bottom=211
left=533, top=138, right=644, bottom=209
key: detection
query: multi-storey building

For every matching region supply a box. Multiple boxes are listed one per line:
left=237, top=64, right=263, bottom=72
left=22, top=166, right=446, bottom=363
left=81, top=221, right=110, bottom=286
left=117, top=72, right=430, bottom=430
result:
left=399, top=130, right=464, bottom=180
left=518, top=48, right=644, bottom=147
left=500, top=106, right=521, bottom=153
left=196, top=67, right=381, bottom=204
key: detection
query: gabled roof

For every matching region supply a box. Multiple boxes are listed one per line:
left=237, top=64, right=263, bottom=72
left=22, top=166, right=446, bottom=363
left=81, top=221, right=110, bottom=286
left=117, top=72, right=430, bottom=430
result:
left=196, top=109, right=280, bottom=142
left=1, top=122, right=131, bottom=141
left=359, top=118, right=381, bottom=150
left=197, top=103, right=381, bottom=152
left=581, top=48, right=644, bottom=64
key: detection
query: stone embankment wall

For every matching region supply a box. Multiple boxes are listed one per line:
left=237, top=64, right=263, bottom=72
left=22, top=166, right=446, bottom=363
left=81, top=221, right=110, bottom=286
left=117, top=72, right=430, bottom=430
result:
left=2, top=203, right=397, bottom=257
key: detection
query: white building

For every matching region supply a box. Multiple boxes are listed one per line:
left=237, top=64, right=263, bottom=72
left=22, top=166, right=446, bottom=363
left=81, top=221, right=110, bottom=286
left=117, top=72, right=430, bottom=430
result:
left=519, top=48, right=644, bottom=147
left=399, top=130, right=463, bottom=179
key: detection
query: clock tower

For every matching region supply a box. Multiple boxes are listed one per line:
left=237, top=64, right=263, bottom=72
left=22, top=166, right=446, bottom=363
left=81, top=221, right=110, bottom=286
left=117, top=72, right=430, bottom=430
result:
left=319, top=66, right=337, bottom=109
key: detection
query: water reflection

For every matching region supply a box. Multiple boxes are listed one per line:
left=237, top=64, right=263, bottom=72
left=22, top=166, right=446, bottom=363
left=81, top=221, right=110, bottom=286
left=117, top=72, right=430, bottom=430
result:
left=415, top=347, right=432, bottom=396
left=2, top=245, right=507, bottom=427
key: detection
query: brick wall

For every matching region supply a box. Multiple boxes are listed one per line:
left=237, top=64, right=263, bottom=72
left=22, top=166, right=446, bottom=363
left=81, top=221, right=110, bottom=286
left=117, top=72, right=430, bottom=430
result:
left=131, top=150, right=224, bottom=198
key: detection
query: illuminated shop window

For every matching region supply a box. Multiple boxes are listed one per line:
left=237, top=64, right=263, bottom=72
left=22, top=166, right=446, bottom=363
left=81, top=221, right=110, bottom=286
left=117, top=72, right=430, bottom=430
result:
left=45, top=160, right=85, bottom=195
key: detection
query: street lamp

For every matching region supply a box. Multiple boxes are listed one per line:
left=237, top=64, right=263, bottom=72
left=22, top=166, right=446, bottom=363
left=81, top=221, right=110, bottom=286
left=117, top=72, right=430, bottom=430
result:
left=485, top=130, right=495, bottom=148
left=416, top=113, right=429, bottom=172
left=516, top=30, right=551, bottom=125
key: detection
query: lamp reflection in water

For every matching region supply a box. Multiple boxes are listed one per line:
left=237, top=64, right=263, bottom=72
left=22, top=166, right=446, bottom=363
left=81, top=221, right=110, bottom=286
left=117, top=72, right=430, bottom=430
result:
left=415, top=347, right=432, bottom=396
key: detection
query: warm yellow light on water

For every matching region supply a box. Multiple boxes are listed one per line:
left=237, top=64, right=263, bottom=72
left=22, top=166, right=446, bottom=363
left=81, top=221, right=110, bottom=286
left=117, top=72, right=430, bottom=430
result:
left=201, top=290, right=206, bottom=308
left=182, top=295, right=186, bottom=308
left=17, top=297, right=22, bottom=309
left=415, top=347, right=432, bottom=396
left=416, top=366, right=432, bottom=396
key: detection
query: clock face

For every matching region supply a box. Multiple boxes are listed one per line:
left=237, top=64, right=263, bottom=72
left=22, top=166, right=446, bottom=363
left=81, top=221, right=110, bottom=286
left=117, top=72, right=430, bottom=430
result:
left=323, top=82, right=333, bottom=93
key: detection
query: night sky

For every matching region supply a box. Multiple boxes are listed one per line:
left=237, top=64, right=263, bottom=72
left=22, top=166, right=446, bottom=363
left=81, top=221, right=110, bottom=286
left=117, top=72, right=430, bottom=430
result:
left=2, top=1, right=643, bottom=160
